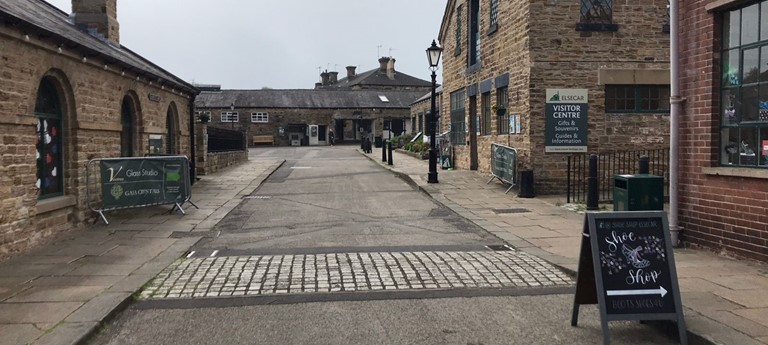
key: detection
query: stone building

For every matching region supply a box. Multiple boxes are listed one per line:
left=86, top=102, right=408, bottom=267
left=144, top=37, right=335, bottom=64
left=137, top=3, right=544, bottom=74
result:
left=0, top=0, right=198, bottom=259
left=677, top=1, right=768, bottom=262
left=198, top=57, right=432, bottom=145
left=410, top=86, right=444, bottom=138
left=437, top=0, right=671, bottom=193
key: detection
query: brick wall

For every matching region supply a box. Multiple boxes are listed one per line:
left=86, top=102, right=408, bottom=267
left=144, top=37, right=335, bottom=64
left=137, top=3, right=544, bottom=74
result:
left=440, top=0, right=671, bottom=194
left=0, top=26, right=194, bottom=260
left=678, top=1, right=768, bottom=262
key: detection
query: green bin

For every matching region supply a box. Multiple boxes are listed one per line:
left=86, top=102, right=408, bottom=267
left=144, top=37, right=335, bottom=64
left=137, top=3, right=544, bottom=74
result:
left=613, top=174, right=664, bottom=211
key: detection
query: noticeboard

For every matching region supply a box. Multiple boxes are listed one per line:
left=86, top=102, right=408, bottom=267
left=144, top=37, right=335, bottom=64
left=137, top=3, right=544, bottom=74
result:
left=572, top=211, right=687, bottom=345
left=488, top=144, right=517, bottom=194
left=99, top=157, right=188, bottom=210
left=545, top=89, right=588, bottom=153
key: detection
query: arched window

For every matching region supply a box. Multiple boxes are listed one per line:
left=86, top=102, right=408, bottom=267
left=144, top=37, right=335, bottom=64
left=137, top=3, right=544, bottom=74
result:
left=166, top=106, right=176, bottom=154
left=35, top=78, right=64, bottom=198
left=120, top=97, right=134, bottom=157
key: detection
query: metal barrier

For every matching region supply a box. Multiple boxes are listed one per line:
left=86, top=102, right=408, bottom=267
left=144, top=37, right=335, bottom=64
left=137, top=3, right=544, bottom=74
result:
left=566, top=148, right=669, bottom=203
left=86, top=156, right=198, bottom=224
left=487, top=143, right=518, bottom=194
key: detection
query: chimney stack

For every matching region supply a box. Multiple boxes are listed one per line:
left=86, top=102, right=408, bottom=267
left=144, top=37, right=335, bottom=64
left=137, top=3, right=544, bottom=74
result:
left=329, top=71, right=339, bottom=84
left=320, top=71, right=330, bottom=86
left=386, top=58, right=396, bottom=80
left=72, top=0, right=120, bottom=44
left=346, top=66, right=356, bottom=79
left=378, top=57, right=390, bottom=72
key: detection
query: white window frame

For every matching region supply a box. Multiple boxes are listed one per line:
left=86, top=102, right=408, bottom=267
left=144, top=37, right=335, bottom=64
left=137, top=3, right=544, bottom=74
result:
left=251, top=112, right=269, bottom=123
left=220, top=111, right=238, bottom=123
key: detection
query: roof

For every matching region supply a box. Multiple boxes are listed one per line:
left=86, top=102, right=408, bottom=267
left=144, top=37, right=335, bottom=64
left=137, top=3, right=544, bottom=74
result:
left=412, top=86, right=444, bottom=105
left=321, top=67, right=432, bottom=90
left=196, top=89, right=428, bottom=109
left=0, top=0, right=197, bottom=94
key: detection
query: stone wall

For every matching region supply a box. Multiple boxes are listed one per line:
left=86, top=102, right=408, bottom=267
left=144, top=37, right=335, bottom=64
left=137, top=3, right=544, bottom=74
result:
left=439, top=0, right=671, bottom=194
left=0, top=26, right=194, bottom=260
left=678, top=1, right=768, bottom=262
left=193, top=124, right=247, bottom=175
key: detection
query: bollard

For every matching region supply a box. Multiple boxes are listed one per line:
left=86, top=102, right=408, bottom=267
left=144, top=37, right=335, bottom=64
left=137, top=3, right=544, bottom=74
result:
left=387, top=141, right=393, bottom=166
left=586, top=154, right=599, bottom=211
left=639, top=155, right=649, bottom=174
left=382, top=139, right=387, bottom=162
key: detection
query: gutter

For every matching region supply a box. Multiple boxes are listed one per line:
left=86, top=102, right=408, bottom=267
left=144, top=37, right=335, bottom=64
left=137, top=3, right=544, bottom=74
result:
left=669, top=0, right=682, bottom=246
left=189, top=93, right=198, bottom=184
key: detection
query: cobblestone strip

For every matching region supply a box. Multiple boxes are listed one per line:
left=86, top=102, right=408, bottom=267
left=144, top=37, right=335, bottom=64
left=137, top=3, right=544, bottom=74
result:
left=140, top=250, right=574, bottom=300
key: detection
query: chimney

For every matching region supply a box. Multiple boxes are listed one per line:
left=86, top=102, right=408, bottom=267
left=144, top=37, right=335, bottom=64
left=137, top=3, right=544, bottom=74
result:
left=315, top=82, right=323, bottom=89
left=378, top=57, right=390, bottom=72
left=386, top=58, right=396, bottom=80
left=329, top=71, right=339, bottom=84
left=320, top=71, right=330, bottom=86
left=346, top=66, right=356, bottom=79
left=72, top=0, right=120, bottom=44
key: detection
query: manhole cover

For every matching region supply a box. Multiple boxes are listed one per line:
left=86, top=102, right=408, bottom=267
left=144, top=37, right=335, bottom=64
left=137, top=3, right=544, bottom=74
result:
left=486, top=245, right=513, bottom=251
left=492, top=208, right=530, bottom=214
left=243, top=195, right=272, bottom=199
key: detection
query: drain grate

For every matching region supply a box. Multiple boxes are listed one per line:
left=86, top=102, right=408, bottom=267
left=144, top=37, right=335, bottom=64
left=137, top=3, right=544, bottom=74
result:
left=243, top=195, right=272, bottom=199
left=486, top=245, right=513, bottom=251
left=492, top=208, right=530, bottom=214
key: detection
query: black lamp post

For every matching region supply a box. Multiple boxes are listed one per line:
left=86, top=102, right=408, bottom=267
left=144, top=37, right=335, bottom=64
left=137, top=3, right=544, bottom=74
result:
left=426, top=40, right=443, bottom=184
left=230, top=102, right=235, bottom=130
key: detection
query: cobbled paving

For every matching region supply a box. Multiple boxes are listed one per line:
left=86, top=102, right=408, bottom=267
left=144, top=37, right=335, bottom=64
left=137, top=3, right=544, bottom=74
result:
left=141, top=250, right=573, bottom=299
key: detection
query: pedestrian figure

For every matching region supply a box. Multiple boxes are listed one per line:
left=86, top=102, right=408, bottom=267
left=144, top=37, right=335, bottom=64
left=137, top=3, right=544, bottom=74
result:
left=329, top=130, right=335, bottom=146
left=364, top=137, right=372, bottom=153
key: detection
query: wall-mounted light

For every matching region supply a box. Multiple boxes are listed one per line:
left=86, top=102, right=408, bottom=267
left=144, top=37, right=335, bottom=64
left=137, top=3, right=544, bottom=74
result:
left=57, top=46, right=62, bottom=54
left=103, top=64, right=108, bottom=70
left=24, top=34, right=30, bottom=41
left=82, top=56, right=87, bottom=63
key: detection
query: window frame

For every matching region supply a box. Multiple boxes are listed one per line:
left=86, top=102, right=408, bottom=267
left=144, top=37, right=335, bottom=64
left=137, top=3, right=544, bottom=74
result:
left=450, top=89, right=467, bottom=145
left=34, top=78, right=64, bottom=199
left=487, top=0, right=499, bottom=35
left=604, top=84, right=671, bottom=114
left=251, top=112, right=269, bottom=123
left=577, top=0, right=618, bottom=32
left=454, top=4, right=463, bottom=56
left=468, top=0, right=481, bottom=70
left=481, top=92, right=491, bottom=135
left=220, top=111, right=239, bottom=123
left=496, top=87, right=509, bottom=135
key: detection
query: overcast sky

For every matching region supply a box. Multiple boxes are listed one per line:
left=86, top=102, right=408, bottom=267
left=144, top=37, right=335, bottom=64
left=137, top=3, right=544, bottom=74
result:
left=46, top=0, right=445, bottom=89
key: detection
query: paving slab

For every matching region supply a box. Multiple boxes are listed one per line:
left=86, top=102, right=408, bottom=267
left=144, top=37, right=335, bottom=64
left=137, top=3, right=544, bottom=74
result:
left=0, top=302, right=83, bottom=323
left=33, top=321, right=99, bottom=345
left=0, top=324, right=43, bottom=345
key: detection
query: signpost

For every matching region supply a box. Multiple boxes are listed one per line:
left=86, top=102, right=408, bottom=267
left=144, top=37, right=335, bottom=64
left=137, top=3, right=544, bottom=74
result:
left=487, top=143, right=517, bottom=194
left=545, top=89, right=588, bottom=153
left=572, top=211, right=687, bottom=345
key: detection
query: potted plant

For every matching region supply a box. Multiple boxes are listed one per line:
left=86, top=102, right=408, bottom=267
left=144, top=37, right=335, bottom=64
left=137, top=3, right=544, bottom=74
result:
left=198, top=112, right=210, bottom=123
left=492, top=104, right=507, bottom=116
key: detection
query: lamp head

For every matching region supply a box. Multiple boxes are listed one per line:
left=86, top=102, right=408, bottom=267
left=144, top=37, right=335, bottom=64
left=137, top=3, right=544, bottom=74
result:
left=426, top=40, right=443, bottom=71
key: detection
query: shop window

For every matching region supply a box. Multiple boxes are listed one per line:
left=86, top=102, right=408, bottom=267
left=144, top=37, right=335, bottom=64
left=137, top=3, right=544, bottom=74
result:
left=720, top=1, right=768, bottom=168
left=450, top=89, right=467, bottom=145
left=251, top=112, right=269, bottom=123
left=605, top=85, right=670, bottom=113
left=34, top=78, right=64, bottom=199
left=577, top=0, right=618, bottom=32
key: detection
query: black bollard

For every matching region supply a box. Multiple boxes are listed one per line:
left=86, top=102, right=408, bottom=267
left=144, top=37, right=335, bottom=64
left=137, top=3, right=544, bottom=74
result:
left=586, top=154, right=599, bottom=211
left=639, top=155, right=649, bottom=174
left=382, top=139, right=387, bottom=162
left=387, top=141, right=393, bottom=166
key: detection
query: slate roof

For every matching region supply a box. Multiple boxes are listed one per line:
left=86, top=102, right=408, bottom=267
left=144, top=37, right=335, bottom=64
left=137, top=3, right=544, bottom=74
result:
left=412, top=85, right=444, bottom=104
left=196, top=89, right=428, bottom=109
left=0, top=0, right=197, bottom=94
left=322, top=68, right=432, bottom=89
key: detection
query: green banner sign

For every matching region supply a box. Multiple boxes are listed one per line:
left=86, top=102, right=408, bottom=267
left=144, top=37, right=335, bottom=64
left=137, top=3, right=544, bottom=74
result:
left=490, top=143, right=517, bottom=185
left=100, top=157, right=187, bottom=209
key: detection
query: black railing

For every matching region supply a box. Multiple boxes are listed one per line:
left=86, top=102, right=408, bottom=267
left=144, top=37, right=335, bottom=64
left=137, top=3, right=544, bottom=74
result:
left=567, top=148, right=669, bottom=203
left=207, top=127, right=244, bottom=152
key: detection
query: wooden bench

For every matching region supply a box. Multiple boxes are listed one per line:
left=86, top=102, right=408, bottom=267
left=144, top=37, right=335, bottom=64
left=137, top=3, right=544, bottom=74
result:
left=252, top=135, right=275, bottom=146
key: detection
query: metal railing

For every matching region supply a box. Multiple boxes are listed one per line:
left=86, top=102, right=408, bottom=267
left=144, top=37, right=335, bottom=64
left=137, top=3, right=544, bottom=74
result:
left=207, top=127, right=244, bottom=152
left=567, top=148, right=669, bottom=203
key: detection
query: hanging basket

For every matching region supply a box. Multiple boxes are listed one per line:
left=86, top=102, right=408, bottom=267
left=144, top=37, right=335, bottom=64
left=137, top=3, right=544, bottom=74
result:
left=496, top=108, right=507, bottom=116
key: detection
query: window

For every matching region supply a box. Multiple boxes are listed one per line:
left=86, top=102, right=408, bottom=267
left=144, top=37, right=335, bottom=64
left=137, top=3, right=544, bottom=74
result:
left=220, top=111, right=238, bottom=123
left=605, top=85, right=670, bottom=113
left=378, top=95, right=390, bottom=102
left=468, top=0, right=481, bottom=68
left=577, top=0, right=618, bottom=31
left=120, top=97, right=134, bottom=157
left=720, top=1, right=768, bottom=168
left=455, top=4, right=463, bottom=56
left=195, top=111, right=211, bottom=123
left=497, top=87, right=509, bottom=134
left=34, top=78, right=64, bottom=199
left=450, top=89, right=467, bottom=144
left=418, top=112, right=424, bottom=133
left=166, top=105, right=176, bottom=154
left=481, top=92, right=491, bottom=135
left=488, top=0, right=499, bottom=34
left=251, top=112, right=269, bottom=123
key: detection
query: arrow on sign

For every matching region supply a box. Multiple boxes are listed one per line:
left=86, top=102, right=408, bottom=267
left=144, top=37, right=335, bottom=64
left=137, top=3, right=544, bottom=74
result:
left=607, top=286, right=667, bottom=298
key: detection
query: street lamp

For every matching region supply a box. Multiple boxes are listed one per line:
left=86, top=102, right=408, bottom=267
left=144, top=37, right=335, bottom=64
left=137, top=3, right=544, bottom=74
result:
left=230, top=102, right=235, bottom=130
left=426, top=40, right=442, bottom=184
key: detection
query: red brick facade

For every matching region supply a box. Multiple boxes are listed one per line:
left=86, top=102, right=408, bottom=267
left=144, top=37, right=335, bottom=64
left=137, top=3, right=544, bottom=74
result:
left=678, top=0, right=768, bottom=261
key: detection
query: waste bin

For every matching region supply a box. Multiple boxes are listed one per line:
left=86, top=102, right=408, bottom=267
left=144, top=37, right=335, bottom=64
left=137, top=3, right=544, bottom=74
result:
left=613, top=174, right=664, bottom=211
left=374, top=136, right=382, bottom=148
left=518, top=170, right=534, bottom=198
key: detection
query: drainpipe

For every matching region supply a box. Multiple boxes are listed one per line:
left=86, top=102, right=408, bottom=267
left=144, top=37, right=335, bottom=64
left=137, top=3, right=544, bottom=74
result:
left=669, top=0, right=682, bottom=246
left=188, top=93, right=197, bottom=184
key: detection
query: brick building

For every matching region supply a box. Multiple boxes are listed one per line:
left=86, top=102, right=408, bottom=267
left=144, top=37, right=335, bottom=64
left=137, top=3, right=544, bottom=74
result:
left=198, top=57, right=431, bottom=146
left=677, top=0, right=768, bottom=261
left=0, top=0, right=197, bottom=259
left=437, top=0, right=671, bottom=193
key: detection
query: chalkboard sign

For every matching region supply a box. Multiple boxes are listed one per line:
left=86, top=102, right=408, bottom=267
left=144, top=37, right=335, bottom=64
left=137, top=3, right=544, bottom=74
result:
left=571, top=211, right=687, bottom=345
left=487, top=143, right=517, bottom=194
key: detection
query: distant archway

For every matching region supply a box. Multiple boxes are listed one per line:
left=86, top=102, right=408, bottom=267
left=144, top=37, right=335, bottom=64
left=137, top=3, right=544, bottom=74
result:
left=120, top=96, right=136, bottom=157
left=166, top=103, right=179, bottom=154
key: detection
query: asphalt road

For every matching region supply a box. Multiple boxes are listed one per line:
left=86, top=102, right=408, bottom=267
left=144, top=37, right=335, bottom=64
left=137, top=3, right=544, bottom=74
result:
left=85, top=146, right=682, bottom=345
